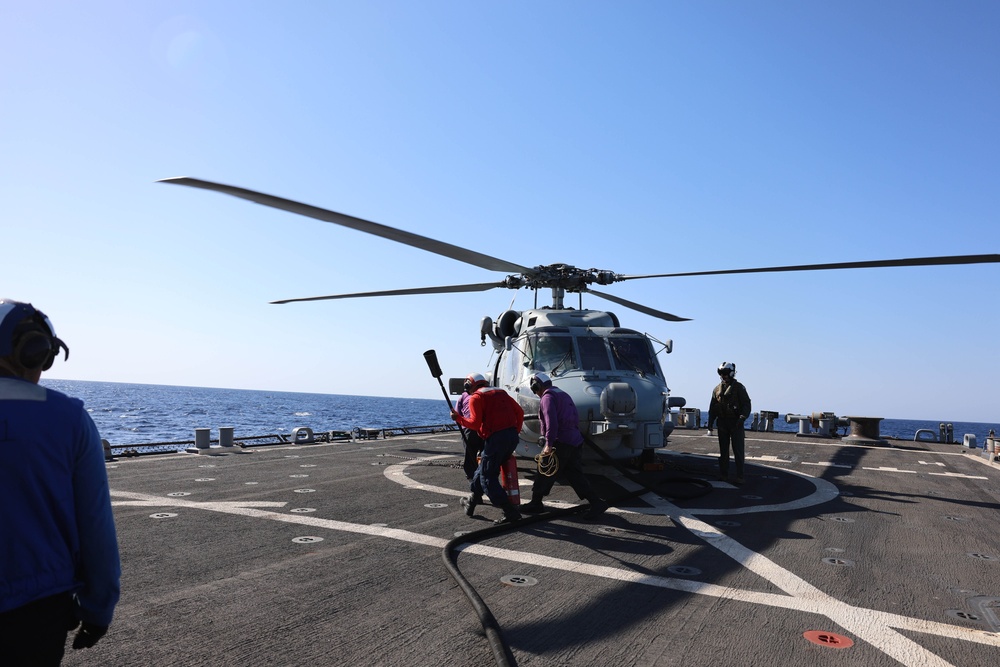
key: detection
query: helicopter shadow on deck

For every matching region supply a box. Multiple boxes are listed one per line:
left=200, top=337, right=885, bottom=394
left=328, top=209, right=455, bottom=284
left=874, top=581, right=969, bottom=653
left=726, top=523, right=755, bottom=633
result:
left=495, top=446, right=902, bottom=657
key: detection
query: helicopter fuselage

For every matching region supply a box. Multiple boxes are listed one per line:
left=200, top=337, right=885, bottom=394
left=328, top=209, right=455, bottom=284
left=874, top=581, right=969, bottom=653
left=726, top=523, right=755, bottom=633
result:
left=475, top=307, right=685, bottom=459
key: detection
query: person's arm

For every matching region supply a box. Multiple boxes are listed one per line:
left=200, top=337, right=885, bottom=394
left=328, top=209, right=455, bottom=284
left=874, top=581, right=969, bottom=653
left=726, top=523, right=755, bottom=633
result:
left=538, top=393, right=555, bottom=451
left=739, top=385, right=752, bottom=421
left=73, top=410, right=121, bottom=628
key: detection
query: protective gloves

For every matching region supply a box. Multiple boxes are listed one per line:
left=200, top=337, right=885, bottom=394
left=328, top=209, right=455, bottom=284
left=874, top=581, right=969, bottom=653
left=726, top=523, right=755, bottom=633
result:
left=72, top=622, right=108, bottom=649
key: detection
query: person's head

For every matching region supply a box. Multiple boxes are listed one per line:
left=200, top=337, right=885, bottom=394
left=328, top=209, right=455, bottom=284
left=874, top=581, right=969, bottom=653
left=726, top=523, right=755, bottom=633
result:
left=0, top=299, right=69, bottom=382
left=529, top=372, right=552, bottom=396
left=717, top=361, right=736, bottom=382
left=463, top=372, right=488, bottom=393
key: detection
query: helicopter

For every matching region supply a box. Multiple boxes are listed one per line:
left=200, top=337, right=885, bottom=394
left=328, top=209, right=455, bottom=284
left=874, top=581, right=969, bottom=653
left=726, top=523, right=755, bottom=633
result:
left=159, top=177, right=1000, bottom=462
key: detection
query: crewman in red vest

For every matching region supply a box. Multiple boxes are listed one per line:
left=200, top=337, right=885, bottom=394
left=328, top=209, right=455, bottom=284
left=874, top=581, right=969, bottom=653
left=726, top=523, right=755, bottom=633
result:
left=451, top=375, right=524, bottom=524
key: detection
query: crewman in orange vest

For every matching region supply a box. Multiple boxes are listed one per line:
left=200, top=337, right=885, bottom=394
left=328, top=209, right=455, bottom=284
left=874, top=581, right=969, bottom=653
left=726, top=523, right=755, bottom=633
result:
left=451, top=375, right=524, bottom=524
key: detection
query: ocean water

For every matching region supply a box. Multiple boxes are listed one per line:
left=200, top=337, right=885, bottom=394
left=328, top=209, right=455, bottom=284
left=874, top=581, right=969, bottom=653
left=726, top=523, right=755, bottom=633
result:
left=40, top=379, right=999, bottom=449
left=41, top=379, right=450, bottom=445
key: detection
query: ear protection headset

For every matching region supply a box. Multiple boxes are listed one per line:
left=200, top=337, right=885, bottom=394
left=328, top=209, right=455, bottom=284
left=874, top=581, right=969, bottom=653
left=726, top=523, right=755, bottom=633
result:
left=529, top=372, right=551, bottom=395
left=0, top=299, right=69, bottom=372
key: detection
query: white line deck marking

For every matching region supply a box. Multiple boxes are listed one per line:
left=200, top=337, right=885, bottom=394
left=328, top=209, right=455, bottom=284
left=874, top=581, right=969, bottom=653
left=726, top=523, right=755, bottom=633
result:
left=928, top=472, right=988, bottom=479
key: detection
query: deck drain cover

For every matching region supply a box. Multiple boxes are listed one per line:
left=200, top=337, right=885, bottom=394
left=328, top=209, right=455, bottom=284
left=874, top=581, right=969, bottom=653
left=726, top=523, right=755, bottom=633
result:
left=803, top=630, right=853, bottom=649
left=715, top=521, right=741, bottom=528
left=692, top=531, right=723, bottom=539
left=424, top=503, right=448, bottom=509
left=294, top=488, right=316, bottom=493
left=300, top=464, right=317, bottom=468
left=825, top=547, right=846, bottom=553
left=968, top=553, right=999, bottom=561
left=167, top=492, right=190, bottom=497
left=198, top=464, right=216, bottom=468
left=667, top=565, right=702, bottom=576
left=830, top=517, right=855, bottom=523
left=598, top=526, right=626, bottom=535
left=292, top=536, right=324, bottom=544
left=501, top=575, right=538, bottom=587
left=740, top=495, right=762, bottom=500
left=150, top=513, right=177, bottom=519
left=946, top=609, right=980, bottom=621
left=944, top=516, right=968, bottom=522
left=290, top=474, right=309, bottom=478
left=822, top=557, right=855, bottom=567
left=290, top=508, right=316, bottom=513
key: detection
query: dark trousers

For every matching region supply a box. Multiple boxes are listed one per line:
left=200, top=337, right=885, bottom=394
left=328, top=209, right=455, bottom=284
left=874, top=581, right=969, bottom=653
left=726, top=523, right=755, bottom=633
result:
left=471, top=426, right=519, bottom=507
left=530, top=443, right=595, bottom=501
left=461, top=428, right=485, bottom=480
left=717, top=418, right=746, bottom=477
left=0, top=592, right=76, bottom=667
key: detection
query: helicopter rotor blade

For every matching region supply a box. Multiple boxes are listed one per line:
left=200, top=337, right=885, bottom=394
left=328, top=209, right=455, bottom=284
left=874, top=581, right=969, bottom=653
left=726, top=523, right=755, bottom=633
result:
left=586, top=288, right=691, bottom=322
left=270, top=281, right=507, bottom=305
left=617, top=253, right=1000, bottom=281
left=158, top=177, right=534, bottom=275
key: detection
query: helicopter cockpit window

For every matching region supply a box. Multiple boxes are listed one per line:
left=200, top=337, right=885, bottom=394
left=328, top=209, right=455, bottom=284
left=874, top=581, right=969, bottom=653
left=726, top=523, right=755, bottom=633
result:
left=577, top=336, right=612, bottom=371
left=529, top=334, right=577, bottom=374
left=609, top=336, right=658, bottom=377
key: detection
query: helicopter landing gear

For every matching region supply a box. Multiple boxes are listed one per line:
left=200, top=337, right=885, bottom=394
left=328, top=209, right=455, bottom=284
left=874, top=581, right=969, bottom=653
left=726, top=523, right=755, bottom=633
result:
left=635, top=448, right=664, bottom=471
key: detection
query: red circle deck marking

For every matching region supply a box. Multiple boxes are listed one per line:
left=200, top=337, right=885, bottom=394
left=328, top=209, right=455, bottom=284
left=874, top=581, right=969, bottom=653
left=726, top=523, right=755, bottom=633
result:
left=803, top=630, right=854, bottom=649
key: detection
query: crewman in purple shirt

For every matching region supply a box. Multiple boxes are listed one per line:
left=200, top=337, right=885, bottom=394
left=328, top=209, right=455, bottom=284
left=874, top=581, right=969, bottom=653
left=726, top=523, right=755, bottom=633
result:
left=520, top=373, right=608, bottom=519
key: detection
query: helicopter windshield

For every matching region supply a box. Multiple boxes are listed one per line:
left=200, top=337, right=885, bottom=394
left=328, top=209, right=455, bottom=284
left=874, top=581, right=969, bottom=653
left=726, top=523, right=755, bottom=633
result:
left=528, top=333, right=576, bottom=374
left=609, top=336, right=658, bottom=377
left=577, top=336, right=612, bottom=371
left=525, top=331, right=659, bottom=377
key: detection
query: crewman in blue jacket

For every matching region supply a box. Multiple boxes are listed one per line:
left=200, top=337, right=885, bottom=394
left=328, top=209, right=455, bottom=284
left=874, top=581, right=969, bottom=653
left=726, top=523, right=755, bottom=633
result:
left=0, top=299, right=121, bottom=665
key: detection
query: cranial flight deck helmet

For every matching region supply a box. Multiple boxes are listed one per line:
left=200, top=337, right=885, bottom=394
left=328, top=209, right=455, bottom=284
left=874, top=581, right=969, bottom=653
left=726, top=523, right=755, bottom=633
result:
left=529, top=372, right=552, bottom=395
left=0, top=299, right=70, bottom=372
left=464, top=372, right=488, bottom=393
left=717, top=361, right=736, bottom=378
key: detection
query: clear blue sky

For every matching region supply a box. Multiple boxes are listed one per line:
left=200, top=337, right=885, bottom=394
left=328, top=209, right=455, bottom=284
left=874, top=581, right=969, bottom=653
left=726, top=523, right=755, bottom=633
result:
left=2, top=1, right=997, bottom=421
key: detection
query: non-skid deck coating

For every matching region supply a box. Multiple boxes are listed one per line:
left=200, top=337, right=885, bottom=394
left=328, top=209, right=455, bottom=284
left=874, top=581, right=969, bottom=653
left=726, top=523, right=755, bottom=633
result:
left=63, top=429, right=1000, bottom=666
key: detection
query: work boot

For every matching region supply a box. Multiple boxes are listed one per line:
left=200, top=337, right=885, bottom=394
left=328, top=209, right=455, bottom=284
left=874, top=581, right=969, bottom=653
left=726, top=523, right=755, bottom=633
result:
left=460, top=494, right=481, bottom=517
left=494, top=504, right=522, bottom=525
left=582, top=498, right=609, bottom=520
left=520, top=498, right=547, bottom=514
